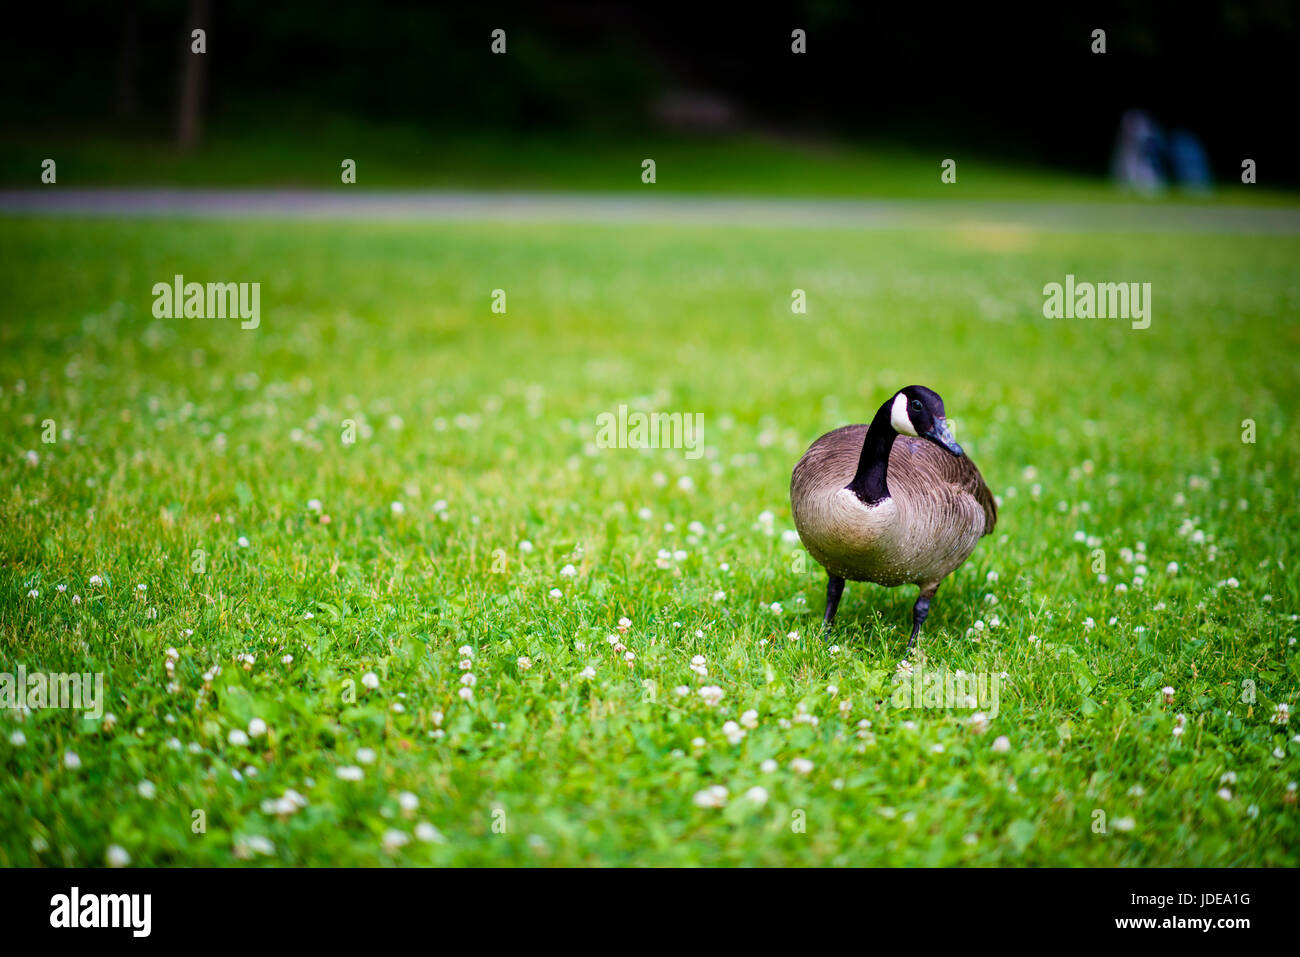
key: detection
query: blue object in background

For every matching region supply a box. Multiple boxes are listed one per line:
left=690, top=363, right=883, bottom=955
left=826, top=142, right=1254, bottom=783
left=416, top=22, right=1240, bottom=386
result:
left=1169, top=130, right=1214, bottom=193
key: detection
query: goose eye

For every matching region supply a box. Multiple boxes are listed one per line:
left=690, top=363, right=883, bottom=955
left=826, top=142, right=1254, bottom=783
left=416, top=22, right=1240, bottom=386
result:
left=910, top=399, right=922, bottom=412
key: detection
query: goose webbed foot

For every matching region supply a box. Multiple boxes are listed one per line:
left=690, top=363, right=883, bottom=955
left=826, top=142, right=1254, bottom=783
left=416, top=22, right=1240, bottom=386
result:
left=905, top=582, right=940, bottom=653
left=822, top=574, right=845, bottom=632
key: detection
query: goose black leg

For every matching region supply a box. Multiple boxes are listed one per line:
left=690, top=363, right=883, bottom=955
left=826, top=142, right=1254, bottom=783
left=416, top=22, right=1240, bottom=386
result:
left=823, top=574, right=845, bottom=629
left=906, top=582, right=940, bottom=653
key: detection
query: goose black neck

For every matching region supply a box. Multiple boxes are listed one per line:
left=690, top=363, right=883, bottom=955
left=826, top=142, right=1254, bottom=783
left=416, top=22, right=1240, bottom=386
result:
left=847, top=399, right=897, bottom=506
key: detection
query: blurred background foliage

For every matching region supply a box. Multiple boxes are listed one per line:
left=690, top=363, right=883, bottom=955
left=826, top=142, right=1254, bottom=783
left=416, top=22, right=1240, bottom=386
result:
left=1, top=1, right=1296, bottom=192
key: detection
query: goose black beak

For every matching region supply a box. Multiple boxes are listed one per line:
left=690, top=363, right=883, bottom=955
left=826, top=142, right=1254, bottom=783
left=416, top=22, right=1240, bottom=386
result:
left=926, top=418, right=964, bottom=457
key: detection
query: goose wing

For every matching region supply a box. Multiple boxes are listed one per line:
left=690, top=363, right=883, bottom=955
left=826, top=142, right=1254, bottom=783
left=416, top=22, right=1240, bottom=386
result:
left=890, top=436, right=997, bottom=536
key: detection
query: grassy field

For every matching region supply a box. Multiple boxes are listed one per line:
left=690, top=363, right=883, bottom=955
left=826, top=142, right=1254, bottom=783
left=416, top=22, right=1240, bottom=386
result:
left=1, top=213, right=1298, bottom=866
left=5, top=121, right=1298, bottom=205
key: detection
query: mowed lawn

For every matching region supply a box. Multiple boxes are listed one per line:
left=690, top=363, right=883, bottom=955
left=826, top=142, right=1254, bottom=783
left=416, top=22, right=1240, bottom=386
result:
left=0, top=215, right=1297, bottom=866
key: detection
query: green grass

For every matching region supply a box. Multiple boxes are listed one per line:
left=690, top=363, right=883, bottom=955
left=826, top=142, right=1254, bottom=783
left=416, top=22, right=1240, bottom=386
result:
left=4, top=119, right=1297, bottom=204
left=1, top=215, right=1298, bottom=866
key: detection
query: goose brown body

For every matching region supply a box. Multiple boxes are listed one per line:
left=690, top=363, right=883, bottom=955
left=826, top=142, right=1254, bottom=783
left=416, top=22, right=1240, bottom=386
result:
left=791, top=424, right=996, bottom=587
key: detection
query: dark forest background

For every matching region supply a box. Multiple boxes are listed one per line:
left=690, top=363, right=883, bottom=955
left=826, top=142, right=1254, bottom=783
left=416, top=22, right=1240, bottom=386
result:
left=2, top=0, right=1296, bottom=184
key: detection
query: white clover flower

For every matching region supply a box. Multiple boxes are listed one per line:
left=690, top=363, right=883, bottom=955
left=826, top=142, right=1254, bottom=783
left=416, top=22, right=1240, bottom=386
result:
left=578, top=666, right=596, bottom=680
left=458, top=687, right=473, bottom=701
left=281, top=653, right=293, bottom=665
left=106, top=845, right=130, bottom=868
left=361, top=671, right=380, bottom=690
left=89, top=575, right=103, bottom=586
left=517, top=656, right=532, bottom=670
left=518, top=540, right=534, bottom=553
left=991, top=736, right=1011, bottom=753
left=415, top=822, right=446, bottom=843
left=548, top=588, right=562, bottom=599
left=1162, top=686, right=1175, bottom=704
left=692, top=786, right=728, bottom=808
left=790, top=757, right=814, bottom=775
left=744, top=786, right=769, bottom=806
left=248, top=718, right=267, bottom=738
left=9, top=730, right=27, bottom=747
left=1217, top=787, right=1232, bottom=801
left=398, top=791, right=419, bottom=812
left=560, top=564, right=577, bottom=578
left=390, top=502, right=405, bottom=515
left=770, top=602, right=783, bottom=614
left=740, top=709, right=759, bottom=729
left=137, top=780, right=156, bottom=799
left=228, top=729, right=249, bottom=747
left=698, top=686, right=724, bottom=707
left=461, top=673, right=477, bottom=687
left=237, top=536, right=250, bottom=548
left=63, top=751, right=82, bottom=769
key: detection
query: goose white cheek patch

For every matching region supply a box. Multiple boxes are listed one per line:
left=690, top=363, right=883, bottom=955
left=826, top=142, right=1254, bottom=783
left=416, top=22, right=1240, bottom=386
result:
left=891, top=393, right=919, bottom=436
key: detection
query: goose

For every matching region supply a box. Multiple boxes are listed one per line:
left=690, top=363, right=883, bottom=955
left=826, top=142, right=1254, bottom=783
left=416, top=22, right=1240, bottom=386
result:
left=790, top=385, right=996, bottom=651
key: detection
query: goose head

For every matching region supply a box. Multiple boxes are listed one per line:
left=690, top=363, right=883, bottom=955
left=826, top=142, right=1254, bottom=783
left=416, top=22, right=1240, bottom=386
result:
left=888, top=385, right=964, bottom=457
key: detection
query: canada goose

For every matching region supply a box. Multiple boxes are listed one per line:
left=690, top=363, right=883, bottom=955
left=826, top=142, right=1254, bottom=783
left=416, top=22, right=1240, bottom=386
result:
left=790, top=385, right=996, bottom=651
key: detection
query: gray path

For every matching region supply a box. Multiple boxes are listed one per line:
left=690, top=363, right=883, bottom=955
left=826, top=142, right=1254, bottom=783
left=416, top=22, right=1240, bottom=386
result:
left=2, top=189, right=1299, bottom=233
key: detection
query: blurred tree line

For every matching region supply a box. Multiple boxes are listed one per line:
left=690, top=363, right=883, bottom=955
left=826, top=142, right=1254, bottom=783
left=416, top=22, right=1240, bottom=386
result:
left=2, top=0, right=1295, bottom=181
